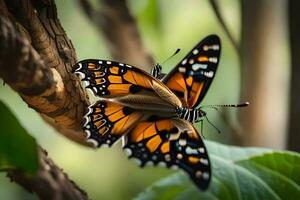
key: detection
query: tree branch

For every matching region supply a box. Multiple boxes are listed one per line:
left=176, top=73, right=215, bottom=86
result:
left=0, top=1, right=90, bottom=145
left=208, top=0, right=239, bottom=52
left=78, top=0, right=155, bottom=72
left=7, top=147, right=88, bottom=200
left=288, top=0, right=300, bottom=152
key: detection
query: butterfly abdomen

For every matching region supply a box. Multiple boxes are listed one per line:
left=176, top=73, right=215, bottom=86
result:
left=175, top=107, right=206, bottom=123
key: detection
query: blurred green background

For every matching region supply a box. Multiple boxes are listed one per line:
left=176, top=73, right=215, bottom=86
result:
left=0, top=0, right=240, bottom=199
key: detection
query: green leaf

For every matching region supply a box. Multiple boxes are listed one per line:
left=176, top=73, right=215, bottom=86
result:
left=135, top=141, right=300, bottom=200
left=0, top=100, right=38, bottom=174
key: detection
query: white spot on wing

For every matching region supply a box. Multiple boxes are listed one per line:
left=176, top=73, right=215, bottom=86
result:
left=181, top=59, right=187, bottom=65
left=106, top=61, right=112, bottom=64
left=186, top=146, right=198, bottom=155
left=179, top=139, right=187, bottom=146
left=193, top=49, right=199, bottom=55
left=131, top=158, right=142, bottom=166
left=212, top=44, right=220, bottom=50
left=98, top=61, right=103, bottom=64
left=209, top=57, right=218, bottom=63
left=119, top=63, right=124, bottom=66
left=74, top=63, right=83, bottom=74
left=204, top=71, right=214, bottom=78
left=199, top=147, right=205, bottom=153
left=124, top=148, right=132, bottom=156
left=145, top=161, right=154, bottom=167
left=189, top=59, right=194, bottom=64
left=74, top=71, right=86, bottom=79
left=203, top=172, right=210, bottom=180
left=84, top=129, right=91, bottom=138
left=126, top=64, right=132, bottom=68
left=171, top=165, right=178, bottom=170
left=200, top=158, right=209, bottom=165
left=192, top=63, right=207, bottom=71
left=203, top=45, right=220, bottom=51
left=83, top=107, right=93, bottom=126
left=86, top=138, right=98, bottom=147
left=178, top=67, right=186, bottom=73
left=158, top=162, right=167, bottom=167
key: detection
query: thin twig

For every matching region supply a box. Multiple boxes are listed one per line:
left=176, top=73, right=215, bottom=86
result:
left=208, top=0, right=239, bottom=52
left=78, top=0, right=155, bottom=72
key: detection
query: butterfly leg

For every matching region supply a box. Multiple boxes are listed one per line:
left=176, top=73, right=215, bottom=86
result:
left=205, top=116, right=221, bottom=134
left=199, top=119, right=206, bottom=138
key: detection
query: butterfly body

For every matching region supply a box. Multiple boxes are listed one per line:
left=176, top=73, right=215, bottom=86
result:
left=175, top=107, right=206, bottom=123
left=74, top=35, right=221, bottom=190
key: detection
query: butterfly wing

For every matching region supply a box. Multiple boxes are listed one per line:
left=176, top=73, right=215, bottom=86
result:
left=84, top=98, right=144, bottom=147
left=163, top=35, right=221, bottom=108
left=123, top=118, right=211, bottom=190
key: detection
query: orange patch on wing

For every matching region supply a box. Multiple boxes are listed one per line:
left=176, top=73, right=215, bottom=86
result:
left=95, top=78, right=105, bottom=85
left=188, top=82, right=204, bottom=107
left=109, top=66, right=119, bottom=74
left=95, top=107, right=101, bottom=113
left=94, top=119, right=105, bottom=129
left=107, top=84, right=132, bottom=95
left=123, top=71, right=136, bottom=84
left=160, top=141, right=170, bottom=153
left=186, top=76, right=193, bottom=87
left=108, top=110, right=124, bottom=122
left=198, top=56, right=209, bottom=62
left=98, top=126, right=109, bottom=135
left=94, top=71, right=104, bottom=77
left=111, top=116, right=128, bottom=133
left=146, top=135, right=162, bottom=152
left=92, top=114, right=102, bottom=121
left=108, top=75, right=123, bottom=83
left=188, top=156, right=200, bottom=164
left=156, top=120, right=172, bottom=131
left=112, top=113, right=142, bottom=135
left=131, top=122, right=157, bottom=142
left=132, top=72, right=151, bottom=89
left=105, top=104, right=123, bottom=115
left=88, top=63, right=96, bottom=69
left=166, top=73, right=186, bottom=92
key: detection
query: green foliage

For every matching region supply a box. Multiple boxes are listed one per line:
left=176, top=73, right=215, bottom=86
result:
left=0, top=100, right=38, bottom=174
left=135, top=141, right=300, bottom=200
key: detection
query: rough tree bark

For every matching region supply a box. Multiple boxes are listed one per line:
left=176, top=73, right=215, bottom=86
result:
left=240, top=0, right=289, bottom=149
left=7, top=148, right=88, bottom=200
left=0, top=0, right=90, bottom=145
left=288, top=0, right=300, bottom=152
left=0, top=0, right=91, bottom=198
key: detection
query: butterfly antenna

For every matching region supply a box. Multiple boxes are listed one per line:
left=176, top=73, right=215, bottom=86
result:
left=156, top=48, right=181, bottom=67
left=205, top=116, right=221, bottom=134
left=161, top=48, right=181, bottom=65
left=201, top=102, right=249, bottom=109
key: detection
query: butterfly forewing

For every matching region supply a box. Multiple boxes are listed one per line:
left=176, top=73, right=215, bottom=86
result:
left=124, top=118, right=211, bottom=190
left=163, top=35, right=221, bottom=108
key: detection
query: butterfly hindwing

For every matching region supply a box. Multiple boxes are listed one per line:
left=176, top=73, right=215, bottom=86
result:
left=123, top=118, right=211, bottom=190
left=163, top=35, right=221, bottom=108
left=84, top=99, right=143, bottom=147
left=124, top=118, right=180, bottom=167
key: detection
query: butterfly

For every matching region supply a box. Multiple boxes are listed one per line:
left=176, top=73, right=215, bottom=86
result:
left=74, top=35, right=221, bottom=190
